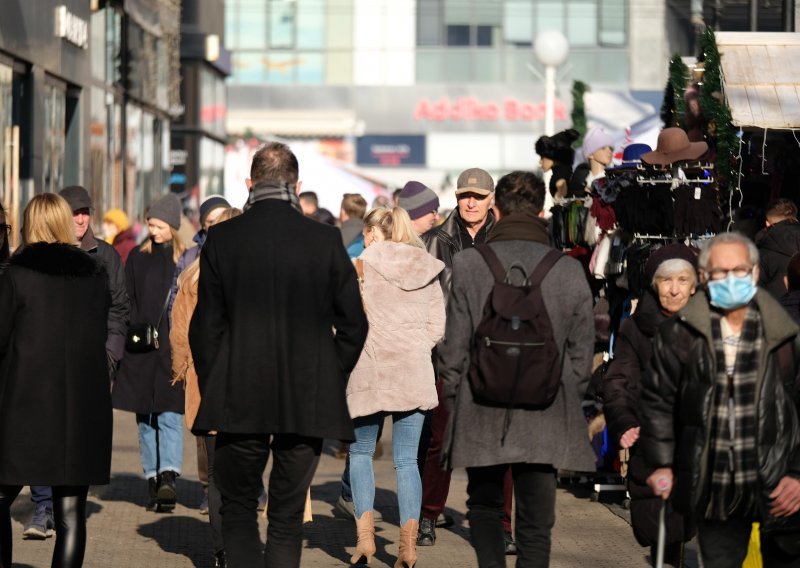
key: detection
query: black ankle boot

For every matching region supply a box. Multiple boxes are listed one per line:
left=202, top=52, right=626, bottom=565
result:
left=145, top=476, right=159, bottom=511
left=417, top=517, right=436, bottom=546
left=214, top=550, right=226, bottom=568
left=156, top=471, right=178, bottom=512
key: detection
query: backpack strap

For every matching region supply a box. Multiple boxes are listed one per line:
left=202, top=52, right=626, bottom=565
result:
left=474, top=244, right=507, bottom=283
left=529, top=250, right=564, bottom=287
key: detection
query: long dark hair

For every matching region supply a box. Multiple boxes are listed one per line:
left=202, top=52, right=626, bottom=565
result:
left=0, top=201, right=9, bottom=264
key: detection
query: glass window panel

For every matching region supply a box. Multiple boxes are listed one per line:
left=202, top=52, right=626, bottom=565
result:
left=598, top=0, right=626, bottom=46
left=446, top=25, right=470, bottom=46
left=106, top=9, right=122, bottom=86
left=43, top=84, right=66, bottom=194
left=89, top=88, right=108, bottom=221
left=238, top=0, right=267, bottom=49
left=417, top=0, right=442, bottom=46
left=476, top=25, right=494, bottom=46
left=444, top=0, right=471, bottom=23
left=225, top=0, right=238, bottom=49
left=536, top=1, right=564, bottom=34
left=567, top=1, right=597, bottom=47
left=415, top=50, right=443, bottom=82
left=231, top=53, right=268, bottom=84
left=0, top=64, right=12, bottom=207
left=504, top=49, right=534, bottom=83
left=141, top=112, right=154, bottom=211
left=266, top=53, right=296, bottom=84
left=503, top=1, right=533, bottom=45
left=296, top=53, right=324, bottom=83
left=270, top=0, right=296, bottom=48
left=297, top=0, right=324, bottom=49
left=472, top=50, right=503, bottom=82
left=91, top=11, right=105, bottom=81
left=443, top=50, right=473, bottom=81
left=474, top=0, right=502, bottom=26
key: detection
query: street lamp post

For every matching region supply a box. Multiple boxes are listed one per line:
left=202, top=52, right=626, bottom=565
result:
left=534, top=31, right=570, bottom=136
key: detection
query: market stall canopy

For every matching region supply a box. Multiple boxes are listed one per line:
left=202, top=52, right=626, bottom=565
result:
left=717, top=32, right=800, bottom=130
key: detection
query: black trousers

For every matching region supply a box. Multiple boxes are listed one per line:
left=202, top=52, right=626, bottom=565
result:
left=0, top=485, right=89, bottom=568
left=214, top=433, right=321, bottom=568
left=466, top=463, right=556, bottom=568
left=697, top=516, right=800, bottom=568
left=205, top=436, right=224, bottom=555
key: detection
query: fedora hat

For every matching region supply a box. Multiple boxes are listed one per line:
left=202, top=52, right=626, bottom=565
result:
left=640, top=127, right=708, bottom=166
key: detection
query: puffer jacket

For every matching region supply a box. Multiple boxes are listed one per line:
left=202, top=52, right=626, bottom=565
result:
left=758, top=219, right=800, bottom=299
left=346, top=240, right=445, bottom=419
left=421, top=208, right=494, bottom=303
left=641, top=289, right=800, bottom=519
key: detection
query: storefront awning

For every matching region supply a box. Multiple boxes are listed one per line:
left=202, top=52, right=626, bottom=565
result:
left=226, top=109, right=361, bottom=138
left=717, top=32, right=800, bottom=130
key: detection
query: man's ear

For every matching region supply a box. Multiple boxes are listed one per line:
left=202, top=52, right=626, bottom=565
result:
left=245, top=178, right=252, bottom=191
left=295, top=180, right=303, bottom=195
left=784, top=275, right=790, bottom=292
left=491, top=204, right=501, bottom=220
left=537, top=209, right=545, bottom=218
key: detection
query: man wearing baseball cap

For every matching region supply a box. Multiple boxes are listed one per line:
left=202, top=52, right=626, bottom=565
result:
left=417, top=168, right=515, bottom=554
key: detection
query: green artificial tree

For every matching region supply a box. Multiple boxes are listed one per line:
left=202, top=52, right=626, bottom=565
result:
left=660, top=55, right=690, bottom=128
left=698, top=27, right=738, bottom=194
left=571, top=80, right=590, bottom=146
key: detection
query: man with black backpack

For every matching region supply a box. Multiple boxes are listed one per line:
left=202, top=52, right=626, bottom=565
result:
left=438, top=171, right=596, bottom=567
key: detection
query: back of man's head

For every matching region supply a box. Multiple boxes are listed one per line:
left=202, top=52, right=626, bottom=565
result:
left=494, top=171, right=545, bottom=217
left=250, top=142, right=299, bottom=187
left=788, top=252, right=800, bottom=292
left=766, top=198, right=798, bottom=225
left=299, top=191, right=318, bottom=208
left=341, top=193, right=368, bottom=220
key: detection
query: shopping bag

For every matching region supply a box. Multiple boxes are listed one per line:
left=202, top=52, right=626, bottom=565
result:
left=742, top=522, right=763, bottom=568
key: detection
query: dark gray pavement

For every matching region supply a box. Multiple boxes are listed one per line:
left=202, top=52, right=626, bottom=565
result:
left=7, top=410, right=664, bottom=567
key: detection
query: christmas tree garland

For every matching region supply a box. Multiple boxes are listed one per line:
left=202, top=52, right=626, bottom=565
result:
left=571, top=80, right=590, bottom=146
left=660, top=55, right=689, bottom=128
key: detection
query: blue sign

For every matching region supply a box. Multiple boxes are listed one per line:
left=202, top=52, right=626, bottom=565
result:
left=170, top=173, right=187, bottom=185
left=356, top=135, right=426, bottom=167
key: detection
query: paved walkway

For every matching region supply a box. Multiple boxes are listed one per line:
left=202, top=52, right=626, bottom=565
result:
left=8, top=410, right=667, bottom=567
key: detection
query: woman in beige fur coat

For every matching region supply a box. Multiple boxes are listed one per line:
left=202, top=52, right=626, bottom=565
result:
left=348, top=207, right=445, bottom=568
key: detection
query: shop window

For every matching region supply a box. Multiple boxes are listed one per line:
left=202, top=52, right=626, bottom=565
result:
left=296, top=0, right=325, bottom=49
left=503, top=1, right=533, bottom=46
left=89, top=87, right=109, bottom=221
left=598, top=0, right=626, bottom=46
left=567, top=1, right=598, bottom=47
left=296, top=53, right=324, bottom=83
left=536, top=1, right=564, bottom=34
left=43, top=82, right=66, bottom=194
left=417, top=0, right=443, bottom=46
left=446, top=25, right=471, bottom=46
left=238, top=0, right=268, bottom=49
left=270, top=0, right=295, bottom=48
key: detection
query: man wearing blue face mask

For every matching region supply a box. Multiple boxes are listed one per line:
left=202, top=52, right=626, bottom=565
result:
left=640, top=232, right=800, bottom=568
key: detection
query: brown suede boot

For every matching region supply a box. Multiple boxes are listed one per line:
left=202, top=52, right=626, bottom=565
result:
left=351, top=511, right=376, bottom=565
left=395, top=519, right=419, bottom=568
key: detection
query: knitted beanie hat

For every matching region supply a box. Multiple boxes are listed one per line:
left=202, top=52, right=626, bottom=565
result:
left=103, top=208, right=130, bottom=232
left=199, top=195, right=231, bottom=226
left=147, top=193, right=182, bottom=230
left=398, top=181, right=440, bottom=220
left=582, top=127, right=613, bottom=159
left=645, top=243, right=699, bottom=284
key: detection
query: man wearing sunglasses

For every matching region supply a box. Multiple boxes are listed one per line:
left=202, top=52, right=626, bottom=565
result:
left=641, top=232, right=800, bottom=568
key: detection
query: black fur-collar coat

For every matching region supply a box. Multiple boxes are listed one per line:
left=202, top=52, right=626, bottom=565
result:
left=0, top=242, right=112, bottom=485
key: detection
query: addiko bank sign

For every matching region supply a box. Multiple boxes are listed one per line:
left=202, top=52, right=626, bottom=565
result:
left=414, top=96, right=568, bottom=122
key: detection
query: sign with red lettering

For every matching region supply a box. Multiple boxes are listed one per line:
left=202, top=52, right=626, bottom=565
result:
left=413, top=96, right=567, bottom=123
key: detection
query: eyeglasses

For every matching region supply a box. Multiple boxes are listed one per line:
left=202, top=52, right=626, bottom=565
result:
left=705, top=265, right=753, bottom=281
left=0, top=224, right=10, bottom=236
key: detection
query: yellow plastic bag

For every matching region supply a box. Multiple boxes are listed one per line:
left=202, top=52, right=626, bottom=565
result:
left=742, top=522, right=763, bottom=568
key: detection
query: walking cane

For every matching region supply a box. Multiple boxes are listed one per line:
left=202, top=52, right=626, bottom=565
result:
left=655, top=499, right=666, bottom=568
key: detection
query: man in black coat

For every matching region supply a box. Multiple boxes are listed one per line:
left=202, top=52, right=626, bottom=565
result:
left=757, top=198, right=800, bottom=298
left=189, top=142, right=368, bottom=568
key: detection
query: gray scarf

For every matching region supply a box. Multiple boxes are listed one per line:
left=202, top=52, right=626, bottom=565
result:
left=244, top=181, right=302, bottom=213
left=706, top=306, right=761, bottom=520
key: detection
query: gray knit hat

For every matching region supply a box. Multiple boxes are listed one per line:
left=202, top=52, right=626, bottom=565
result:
left=398, top=181, right=439, bottom=220
left=147, top=193, right=181, bottom=230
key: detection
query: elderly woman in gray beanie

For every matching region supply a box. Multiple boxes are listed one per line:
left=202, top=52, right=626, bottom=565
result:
left=602, top=244, right=699, bottom=567
left=112, top=193, right=187, bottom=513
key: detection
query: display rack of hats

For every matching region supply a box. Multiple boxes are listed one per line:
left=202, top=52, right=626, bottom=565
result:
left=590, top=127, right=717, bottom=296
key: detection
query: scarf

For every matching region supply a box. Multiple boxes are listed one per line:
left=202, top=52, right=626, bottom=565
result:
left=487, top=213, right=550, bottom=245
left=244, top=181, right=302, bottom=213
left=706, top=306, right=761, bottom=520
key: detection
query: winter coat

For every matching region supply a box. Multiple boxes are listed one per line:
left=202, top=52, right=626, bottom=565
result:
left=421, top=208, right=495, bottom=304
left=758, top=219, right=800, bottom=298
left=189, top=200, right=368, bottom=440
left=780, top=291, right=800, bottom=326
left=641, top=289, right=800, bottom=518
left=340, top=218, right=363, bottom=249
left=112, top=227, right=138, bottom=265
left=170, top=275, right=199, bottom=428
left=112, top=242, right=185, bottom=415
left=440, top=240, right=596, bottom=471
left=81, top=226, right=129, bottom=363
left=0, top=243, right=112, bottom=485
left=347, top=241, right=445, bottom=419
left=602, top=291, right=694, bottom=547
left=168, top=231, right=203, bottom=320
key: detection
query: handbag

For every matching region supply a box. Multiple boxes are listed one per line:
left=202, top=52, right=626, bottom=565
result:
left=126, top=288, right=171, bottom=353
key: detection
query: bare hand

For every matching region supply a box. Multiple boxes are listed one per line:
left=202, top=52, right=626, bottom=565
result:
left=647, top=468, right=673, bottom=500
left=620, top=427, right=640, bottom=449
left=769, top=476, right=800, bottom=517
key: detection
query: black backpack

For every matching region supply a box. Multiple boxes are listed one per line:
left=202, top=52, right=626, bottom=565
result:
left=468, top=245, right=564, bottom=442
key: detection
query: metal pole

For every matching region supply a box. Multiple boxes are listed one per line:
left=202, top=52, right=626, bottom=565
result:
left=750, top=0, right=759, bottom=31
left=544, top=65, right=555, bottom=136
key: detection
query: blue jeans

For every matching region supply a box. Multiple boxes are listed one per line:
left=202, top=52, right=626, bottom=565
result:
left=349, top=411, right=424, bottom=526
left=136, top=412, right=183, bottom=479
left=30, top=486, right=52, bottom=508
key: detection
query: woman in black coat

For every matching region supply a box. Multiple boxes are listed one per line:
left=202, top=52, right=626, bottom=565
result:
left=112, top=193, right=185, bottom=512
left=0, top=193, right=111, bottom=568
left=603, top=244, right=698, bottom=567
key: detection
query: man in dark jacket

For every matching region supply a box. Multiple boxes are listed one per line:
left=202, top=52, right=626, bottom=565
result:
left=189, top=142, right=368, bottom=568
left=642, top=232, right=800, bottom=567
left=757, top=198, right=800, bottom=298
left=19, top=186, right=130, bottom=540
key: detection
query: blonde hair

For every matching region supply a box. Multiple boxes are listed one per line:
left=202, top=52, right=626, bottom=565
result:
left=178, top=207, right=242, bottom=291
left=23, top=193, right=77, bottom=246
left=140, top=227, right=186, bottom=263
left=363, top=207, right=424, bottom=248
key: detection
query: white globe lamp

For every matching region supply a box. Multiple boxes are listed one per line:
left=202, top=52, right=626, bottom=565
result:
left=534, top=31, right=570, bottom=135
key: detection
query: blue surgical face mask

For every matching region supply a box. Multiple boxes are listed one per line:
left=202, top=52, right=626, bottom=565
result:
left=707, top=273, right=757, bottom=310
